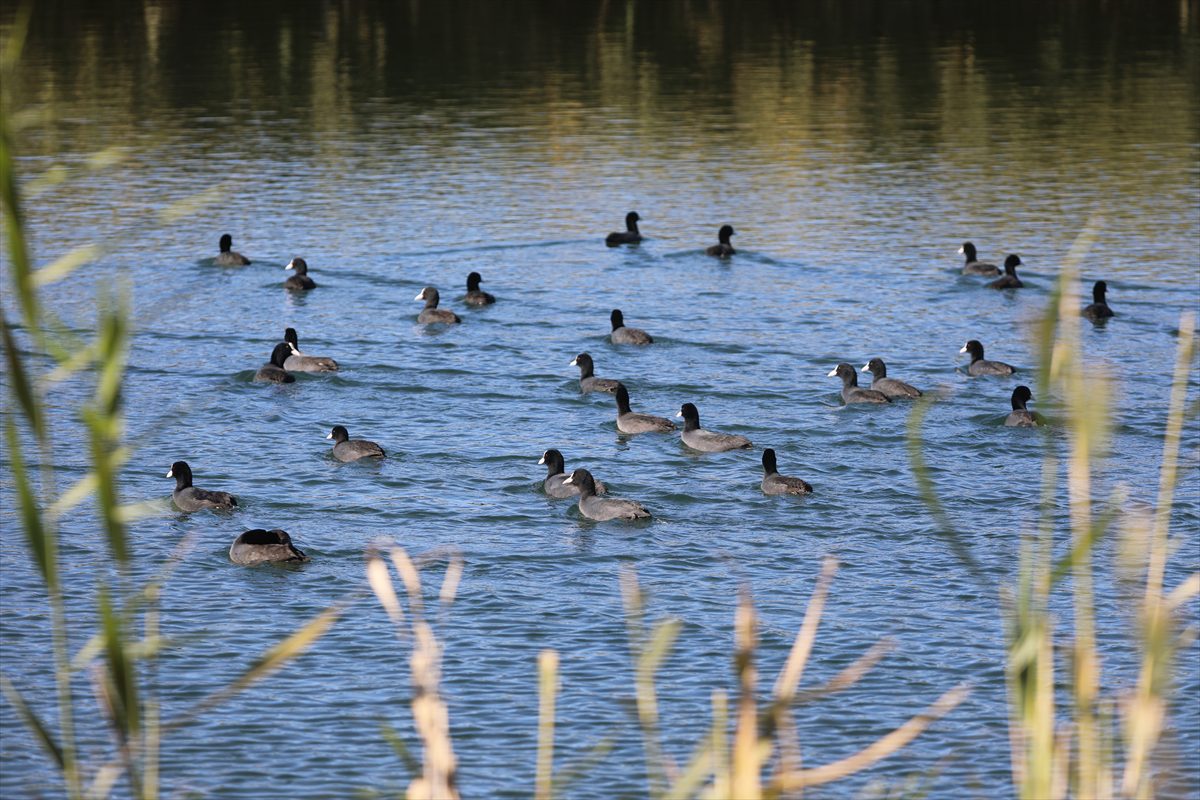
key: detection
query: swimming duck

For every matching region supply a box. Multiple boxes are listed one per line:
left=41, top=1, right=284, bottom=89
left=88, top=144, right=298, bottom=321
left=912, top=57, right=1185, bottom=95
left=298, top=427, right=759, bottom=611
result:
left=464, top=272, right=496, bottom=306
left=414, top=287, right=461, bottom=324
left=571, top=352, right=620, bottom=394
left=255, top=343, right=295, bottom=383
left=605, top=212, right=643, bottom=246
left=1082, top=280, right=1114, bottom=320
left=167, top=461, right=237, bottom=512
left=215, top=233, right=251, bottom=266
left=562, top=468, right=650, bottom=521
left=860, top=358, right=922, bottom=399
left=960, top=340, right=1015, bottom=376
left=229, top=529, right=308, bottom=565
left=282, top=328, right=339, bottom=372
left=706, top=225, right=736, bottom=258
left=539, top=449, right=606, bottom=498
left=760, top=448, right=813, bottom=495
left=326, top=425, right=386, bottom=462
left=284, top=257, right=317, bottom=290
left=676, top=402, right=752, bottom=451
left=987, top=255, right=1024, bottom=289
left=827, top=363, right=891, bottom=404
left=959, top=242, right=998, bottom=276
left=615, top=383, right=676, bottom=434
left=610, top=309, right=653, bottom=345
left=1005, top=385, right=1039, bottom=427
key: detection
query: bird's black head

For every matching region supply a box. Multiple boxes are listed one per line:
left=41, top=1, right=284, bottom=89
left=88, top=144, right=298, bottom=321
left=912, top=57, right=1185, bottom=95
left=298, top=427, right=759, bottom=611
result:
left=962, top=340, right=984, bottom=361
left=270, top=342, right=292, bottom=367
left=539, top=448, right=566, bottom=474
left=1011, top=385, right=1033, bottom=410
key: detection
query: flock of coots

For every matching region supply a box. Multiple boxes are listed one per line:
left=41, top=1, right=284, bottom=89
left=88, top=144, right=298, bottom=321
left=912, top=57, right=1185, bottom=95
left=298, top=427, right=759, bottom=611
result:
left=175, top=224, right=1115, bottom=564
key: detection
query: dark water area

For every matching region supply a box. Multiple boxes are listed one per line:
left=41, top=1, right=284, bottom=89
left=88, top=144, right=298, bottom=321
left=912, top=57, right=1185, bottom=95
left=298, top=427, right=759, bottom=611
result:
left=2, top=2, right=1198, bottom=798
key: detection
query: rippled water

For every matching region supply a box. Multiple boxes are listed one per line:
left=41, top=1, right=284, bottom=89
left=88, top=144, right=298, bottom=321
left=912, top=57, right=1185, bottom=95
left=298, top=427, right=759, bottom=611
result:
left=2, top=3, right=1199, bottom=798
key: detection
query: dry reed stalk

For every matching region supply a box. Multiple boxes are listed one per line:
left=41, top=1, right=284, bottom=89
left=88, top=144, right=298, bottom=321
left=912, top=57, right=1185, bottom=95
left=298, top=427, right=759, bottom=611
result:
left=366, top=543, right=461, bottom=800
left=536, top=650, right=559, bottom=800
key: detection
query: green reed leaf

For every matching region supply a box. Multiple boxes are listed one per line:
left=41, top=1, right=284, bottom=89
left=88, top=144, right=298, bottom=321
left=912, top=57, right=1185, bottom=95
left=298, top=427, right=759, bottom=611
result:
left=4, top=420, right=54, bottom=588
left=98, top=585, right=139, bottom=739
left=0, top=674, right=64, bottom=768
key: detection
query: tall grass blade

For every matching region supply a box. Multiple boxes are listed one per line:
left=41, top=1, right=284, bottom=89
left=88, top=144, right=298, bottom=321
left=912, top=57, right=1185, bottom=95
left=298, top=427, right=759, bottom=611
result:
left=906, top=396, right=985, bottom=583
left=168, top=603, right=343, bottom=729
left=773, top=557, right=837, bottom=703
left=731, top=590, right=761, bottom=800
left=4, top=420, right=54, bottom=587
left=98, top=585, right=139, bottom=740
left=0, top=304, right=44, bottom=437
left=536, top=649, right=559, bottom=800
left=770, top=684, right=970, bottom=791
left=379, top=720, right=420, bottom=777
left=0, top=675, right=64, bottom=768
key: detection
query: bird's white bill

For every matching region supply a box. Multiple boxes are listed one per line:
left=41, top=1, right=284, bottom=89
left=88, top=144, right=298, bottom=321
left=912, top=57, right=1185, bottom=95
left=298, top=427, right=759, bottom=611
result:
left=325, top=432, right=334, bottom=439
left=414, top=291, right=425, bottom=301
left=860, top=363, right=870, bottom=372
left=959, top=344, right=969, bottom=353
left=957, top=245, right=965, bottom=254
left=562, top=475, right=574, bottom=485
left=569, top=358, right=577, bottom=366
left=284, top=260, right=295, bottom=270
left=826, top=367, right=838, bottom=377
left=165, top=468, right=173, bottom=477
left=537, top=455, right=546, bottom=464
left=674, top=410, right=683, bottom=418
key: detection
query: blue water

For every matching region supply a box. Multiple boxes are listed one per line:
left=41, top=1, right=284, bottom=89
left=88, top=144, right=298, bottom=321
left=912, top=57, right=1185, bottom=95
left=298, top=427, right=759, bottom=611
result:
left=2, top=4, right=1199, bottom=798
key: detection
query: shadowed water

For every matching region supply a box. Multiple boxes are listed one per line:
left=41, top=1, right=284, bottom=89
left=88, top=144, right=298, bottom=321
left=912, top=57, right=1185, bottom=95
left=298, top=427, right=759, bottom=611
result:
left=1, top=2, right=1198, bottom=798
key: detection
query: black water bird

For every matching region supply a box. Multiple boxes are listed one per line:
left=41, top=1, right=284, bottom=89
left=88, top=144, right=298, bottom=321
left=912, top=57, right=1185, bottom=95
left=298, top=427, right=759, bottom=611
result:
left=827, top=363, right=891, bottom=404
left=464, top=272, right=496, bottom=306
left=215, top=233, right=251, bottom=266
left=706, top=225, right=736, bottom=258
left=988, top=255, right=1024, bottom=289
left=255, top=343, right=295, bottom=383
left=1005, top=386, right=1039, bottom=427
left=283, top=328, right=339, bottom=372
left=761, top=448, right=813, bottom=495
left=229, top=529, right=308, bottom=565
left=959, top=242, right=998, bottom=275
left=166, top=461, right=237, bottom=512
left=284, top=257, right=317, bottom=290
left=562, top=468, right=650, bottom=521
left=615, top=383, right=676, bottom=434
left=860, top=358, right=922, bottom=399
left=606, top=212, right=643, bottom=246
left=571, top=352, right=619, bottom=394
left=676, top=402, right=752, bottom=451
left=610, top=309, right=653, bottom=344
left=960, top=340, right=1015, bottom=376
left=327, top=425, right=386, bottom=462
left=414, top=287, right=461, bottom=324
left=1082, top=280, right=1115, bottom=321
left=539, top=449, right=606, bottom=498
